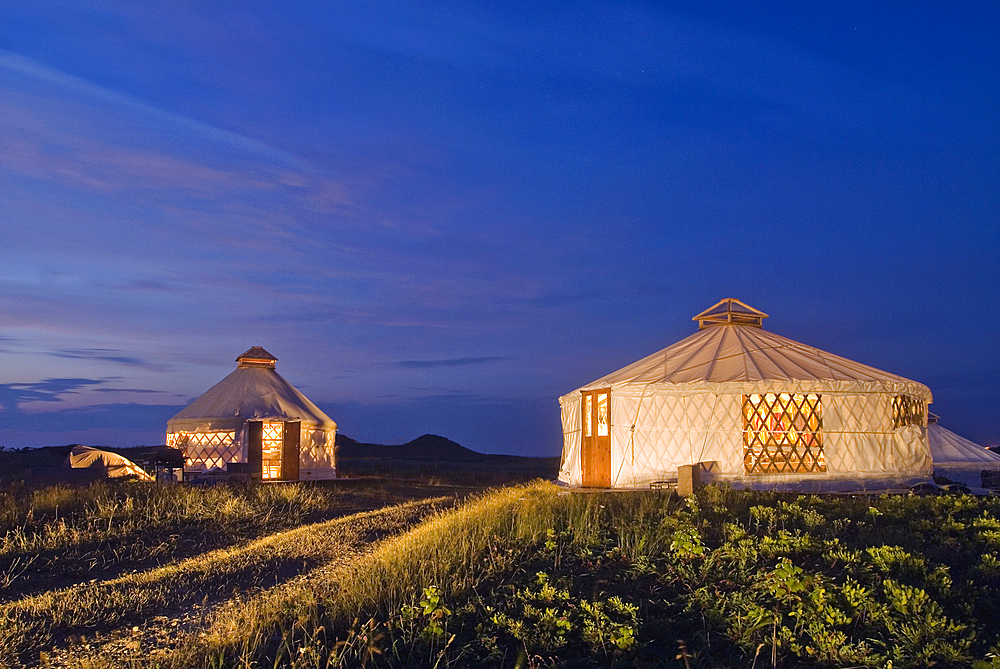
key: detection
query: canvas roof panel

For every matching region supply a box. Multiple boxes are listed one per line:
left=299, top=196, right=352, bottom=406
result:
left=929, top=421, right=1000, bottom=469
left=168, top=366, right=336, bottom=430
left=567, top=322, right=931, bottom=401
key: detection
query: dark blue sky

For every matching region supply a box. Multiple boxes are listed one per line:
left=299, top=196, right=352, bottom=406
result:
left=1, top=0, right=997, bottom=455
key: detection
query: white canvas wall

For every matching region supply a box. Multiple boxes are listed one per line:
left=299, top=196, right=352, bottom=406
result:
left=559, top=398, right=582, bottom=485
left=300, top=424, right=337, bottom=479
left=168, top=419, right=337, bottom=477
left=559, top=388, right=932, bottom=488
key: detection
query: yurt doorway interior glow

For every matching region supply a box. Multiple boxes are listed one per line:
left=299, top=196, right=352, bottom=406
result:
left=167, top=347, right=337, bottom=481
left=558, top=299, right=935, bottom=491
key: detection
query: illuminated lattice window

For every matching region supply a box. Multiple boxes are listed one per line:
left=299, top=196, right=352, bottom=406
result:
left=743, top=394, right=825, bottom=474
left=261, top=421, right=284, bottom=480
left=892, top=395, right=926, bottom=429
left=170, top=430, right=239, bottom=471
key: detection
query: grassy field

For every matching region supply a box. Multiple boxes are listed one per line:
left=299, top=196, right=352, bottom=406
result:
left=0, top=476, right=485, bottom=668
left=3, top=477, right=1000, bottom=668
left=183, top=483, right=1000, bottom=669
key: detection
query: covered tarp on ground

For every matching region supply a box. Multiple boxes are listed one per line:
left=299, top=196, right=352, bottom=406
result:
left=928, top=416, right=1000, bottom=488
left=64, top=445, right=153, bottom=480
left=167, top=346, right=337, bottom=480
left=559, top=299, right=934, bottom=491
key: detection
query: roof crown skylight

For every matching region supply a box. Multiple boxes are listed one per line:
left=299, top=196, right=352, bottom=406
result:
left=693, top=298, right=769, bottom=329
left=236, top=346, right=278, bottom=368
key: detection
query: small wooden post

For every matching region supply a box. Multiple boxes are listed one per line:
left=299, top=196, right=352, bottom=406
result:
left=677, top=463, right=702, bottom=496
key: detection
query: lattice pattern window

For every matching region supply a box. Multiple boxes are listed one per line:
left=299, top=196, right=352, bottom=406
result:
left=261, top=421, right=284, bottom=480
left=892, top=395, right=926, bottom=429
left=301, top=426, right=332, bottom=468
left=743, top=393, right=825, bottom=474
left=169, top=430, right=239, bottom=471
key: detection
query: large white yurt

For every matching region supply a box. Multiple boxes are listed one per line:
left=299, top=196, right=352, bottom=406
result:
left=928, top=414, right=1000, bottom=488
left=558, top=299, right=934, bottom=491
left=167, top=347, right=337, bottom=481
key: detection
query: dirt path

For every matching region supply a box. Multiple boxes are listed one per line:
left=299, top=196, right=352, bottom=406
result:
left=5, top=497, right=454, bottom=668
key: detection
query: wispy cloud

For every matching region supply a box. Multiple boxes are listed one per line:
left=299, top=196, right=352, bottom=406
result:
left=48, top=348, right=168, bottom=372
left=0, top=50, right=303, bottom=168
left=91, top=387, right=166, bottom=394
left=0, top=378, right=106, bottom=413
left=0, top=2, right=994, bottom=455
left=394, top=356, right=508, bottom=369
left=0, top=401, right=183, bottom=435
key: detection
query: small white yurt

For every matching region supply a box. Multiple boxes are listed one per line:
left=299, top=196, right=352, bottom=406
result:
left=928, top=414, right=1000, bottom=488
left=558, top=299, right=934, bottom=491
left=64, top=446, right=153, bottom=480
left=167, top=347, right=337, bottom=480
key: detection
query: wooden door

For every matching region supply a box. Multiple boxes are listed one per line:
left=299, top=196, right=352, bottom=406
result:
left=581, top=389, right=611, bottom=487
left=247, top=421, right=263, bottom=475
left=281, top=421, right=301, bottom=481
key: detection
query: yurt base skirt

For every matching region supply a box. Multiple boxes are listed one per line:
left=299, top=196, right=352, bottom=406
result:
left=557, top=474, right=933, bottom=493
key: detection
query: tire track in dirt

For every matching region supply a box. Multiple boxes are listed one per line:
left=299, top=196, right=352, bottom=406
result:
left=3, top=498, right=453, bottom=668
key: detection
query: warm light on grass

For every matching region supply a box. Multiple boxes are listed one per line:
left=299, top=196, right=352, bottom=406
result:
left=175, top=481, right=564, bottom=666
left=5, top=479, right=998, bottom=668
left=175, top=483, right=1000, bottom=669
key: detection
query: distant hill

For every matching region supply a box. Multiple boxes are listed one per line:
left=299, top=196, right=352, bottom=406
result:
left=336, top=434, right=490, bottom=462
left=334, top=433, right=560, bottom=484
left=0, top=436, right=560, bottom=486
left=0, top=445, right=75, bottom=476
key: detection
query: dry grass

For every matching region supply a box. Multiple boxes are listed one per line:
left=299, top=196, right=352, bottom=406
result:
left=2, top=481, right=331, bottom=553
left=0, top=479, right=469, bottom=605
left=0, top=497, right=451, bottom=668
left=1, top=478, right=567, bottom=668
left=167, top=481, right=564, bottom=667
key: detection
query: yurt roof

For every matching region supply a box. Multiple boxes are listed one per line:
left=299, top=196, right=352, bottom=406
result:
left=565, top=299, right=932, bottom=401
left=928, top=416, right=1000, bottom=469
left=168, top=349, right=336, bottom=430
